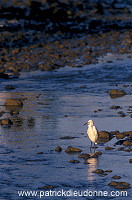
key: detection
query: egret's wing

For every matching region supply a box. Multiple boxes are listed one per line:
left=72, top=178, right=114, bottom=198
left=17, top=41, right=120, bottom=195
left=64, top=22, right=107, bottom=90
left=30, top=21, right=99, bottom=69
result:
left=93, top=125, right=98, bottom=135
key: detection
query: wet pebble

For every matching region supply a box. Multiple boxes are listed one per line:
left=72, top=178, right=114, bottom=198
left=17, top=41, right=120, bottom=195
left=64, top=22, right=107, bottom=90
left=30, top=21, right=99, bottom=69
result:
left=36, top=152, right=44, bottom=154
left=69, top=160, right=80, bottom=163
left=38, top=185, right=55, bottom=190
left=78, top=153, right=90, bottom=159
left=118, top=147, right=124, bottom=151
left=108, top=181, right=131, bottom=189
left=109, top=89, right=126, bottom=98
left=0, top=118, right=13, bottom=126
left=116, top=132, right=125, bottom=139
left=123, top=140, right=132, bottom=146
left=92, top=169, right=104, bottom=174
left=112, top=175, right=121, bottom=179
left=59, top=136, right=75, bottom=139
left=105, top=170, right=112, bottom=173
left=65, top=146, right=82, bottom=153
left=105, top=146, right=115, bottom=150
left=110, top=105, right=121, bottom=109
left=4, top=99, right=23, bottom=106
left=124, top=131, right=132, bottom=136
left=5, top=85, right=15, bottom=90
left=55, top=146, right=62, bottom=152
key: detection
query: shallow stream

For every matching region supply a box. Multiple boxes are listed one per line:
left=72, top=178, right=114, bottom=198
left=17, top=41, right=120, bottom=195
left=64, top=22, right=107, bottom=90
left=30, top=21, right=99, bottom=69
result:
left=0, top=53, right=132, bottom=200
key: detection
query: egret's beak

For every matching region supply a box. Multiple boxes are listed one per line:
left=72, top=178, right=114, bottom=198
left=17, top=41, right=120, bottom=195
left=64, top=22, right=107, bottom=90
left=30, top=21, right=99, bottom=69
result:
left=83, top=122, right=87, bottom=126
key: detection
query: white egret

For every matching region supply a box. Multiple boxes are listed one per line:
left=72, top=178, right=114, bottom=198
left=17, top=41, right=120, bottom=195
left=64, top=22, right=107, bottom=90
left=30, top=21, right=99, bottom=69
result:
left=84, top=120, right=99, bottom=147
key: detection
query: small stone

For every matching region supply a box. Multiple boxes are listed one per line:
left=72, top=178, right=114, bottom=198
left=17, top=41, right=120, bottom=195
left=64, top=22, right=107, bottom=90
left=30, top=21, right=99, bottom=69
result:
left=38, top=185, right=55, bottom=190
left=118, top=147, right=124, bottom=151
left=69, top=160, right=80, bottom=163
left=109, top=90, right=126, bottom=98
left=4, top=99, right=23, bottom=107
left=124, top=148, right=131, bottom=152
left=105, top=170, right=112, bottom=173
left=78, top=153, right=90, bottom=159
left=119, top=113, right=126, bottom=117
left=115, top=140, right=125, bottom=145
left=112, top=175, right=121, bottom=179
left=94, top=151, right=102, bottom=155
left=116, top=133, right=125, bottom=139
left=124, top=131, right=132, bottom=136
left=65, top=146, right=82, bottom=153
left=59, top=136, right=75, bottom=139
left=129, top=159, right=132, bottom=163
left=105, top=146, right=115, bottom=150
left=108, top=181, right=130, bottom=189
left=5, top=85, right=15, bottom=90
left=55, top=146, right=62, bottom=152
left=110, top=106, right=121, bottom=109
left=123, top=140, right=132, bottom=146
left=0, top=118, right=13, bottom=126
left=37, top=152, right=44, bottom=154
left=92, top=169, right=104, bottom=174
left=90, top=154, right=98, bottom=158
left=115, top=185, right=131, bottom=189
left=98, top=109, right=102, bottom=111
left=10, top=110, right=19, bottom=116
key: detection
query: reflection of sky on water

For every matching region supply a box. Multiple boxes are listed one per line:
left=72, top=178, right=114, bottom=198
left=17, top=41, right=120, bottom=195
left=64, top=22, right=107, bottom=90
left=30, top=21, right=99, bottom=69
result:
left=0, top=58, right=132, bottom=199
left=87, top=158, right=98, bottom=181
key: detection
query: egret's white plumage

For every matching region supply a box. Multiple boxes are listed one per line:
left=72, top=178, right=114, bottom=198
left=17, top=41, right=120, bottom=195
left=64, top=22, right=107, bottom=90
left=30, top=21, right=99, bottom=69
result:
left=86, top=120, right=98, bottom=146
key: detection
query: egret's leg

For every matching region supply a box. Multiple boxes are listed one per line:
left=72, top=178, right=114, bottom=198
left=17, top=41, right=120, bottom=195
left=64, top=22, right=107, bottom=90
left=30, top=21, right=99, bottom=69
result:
left=90, top=141, right=92, bottom=151
left=91, top=141, right=92, bottom=147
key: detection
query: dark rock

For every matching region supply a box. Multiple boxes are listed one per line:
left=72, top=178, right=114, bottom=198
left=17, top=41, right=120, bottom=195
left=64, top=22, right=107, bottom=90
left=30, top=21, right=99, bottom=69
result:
left=116, top=133, right=125, bottom=139
left=92, top=169, right=104, bottom=174
left=119, top=113, right=126, bottom=117
left=69, top=160, right=80, bottom=163
left=124, top=131, right=132, bottom=136
left=0, top=118, right=13, bottom=126
left=38, top=185, right=55, bottom=190
left=0, top=111, right=5, bottom=117
left=78, top=153, right=90, bottom=159
left=0, top=73, right=9, bottom=79
left=108, top=181, right=131, bottom=189
left=123, top=140, right=132, bottom=146
left=4, top=99, right=23, bottom=106
left=110, top=105, right=121, bottom=109
left=55, top=146, right=62, bottom=152
left=65, top=146, right=82, bottom=153
left=105, top=170, right=112, bottom=173
left=59, top=136, right=75, bottom=139
left=36, top=152, right=44, bottom=154
left=98, top=131, right=112, bottom=142
left=5, top=85, right=15, bottom=90
left=112, top=175, right=121, bottom=179
left=105, top=146, right=115, bottom=150
left=10, top=110, right=19, bottom=116
left=118, top=147, right=124, bottom=151
left=90, top=154, right=98, bottom=158
left=124, top=148, right=131, bottom=152
left=94, top=151, right=102, bottom=155
left=109, top=90, right=126, bottom=98
left=115, top=140, right=125, bottom=145
left=129, top=159, right=132, bottom=163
